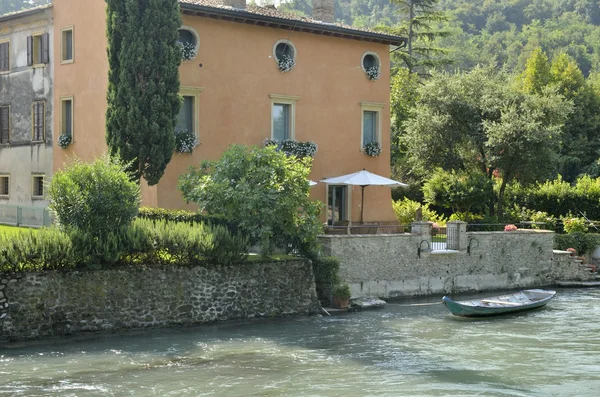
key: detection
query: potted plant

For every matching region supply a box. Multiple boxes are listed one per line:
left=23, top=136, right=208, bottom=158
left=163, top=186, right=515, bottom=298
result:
left=332, top=283, right=351, bottom=309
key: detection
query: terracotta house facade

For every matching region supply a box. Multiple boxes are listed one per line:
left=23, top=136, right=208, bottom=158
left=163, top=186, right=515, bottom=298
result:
left=11, top=0, right=405, bottom=224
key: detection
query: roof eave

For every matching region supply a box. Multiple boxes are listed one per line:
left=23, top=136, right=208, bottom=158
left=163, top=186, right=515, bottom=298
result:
left=0, top=4, right=52, bottom=23
left=179, top=4, right=406, bottom=47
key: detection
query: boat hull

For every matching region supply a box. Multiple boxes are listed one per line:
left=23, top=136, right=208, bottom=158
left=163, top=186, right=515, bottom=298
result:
left=442, top=289, right=556, bottom=317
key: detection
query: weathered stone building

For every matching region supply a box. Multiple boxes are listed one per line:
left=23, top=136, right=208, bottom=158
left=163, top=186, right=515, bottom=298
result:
left=0, top=5, right=54, bottom=208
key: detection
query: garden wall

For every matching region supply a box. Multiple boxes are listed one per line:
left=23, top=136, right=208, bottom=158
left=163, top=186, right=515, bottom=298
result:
left=319, top=223, right=591, bottom=299
left=0, top=260, right=319, bottom=342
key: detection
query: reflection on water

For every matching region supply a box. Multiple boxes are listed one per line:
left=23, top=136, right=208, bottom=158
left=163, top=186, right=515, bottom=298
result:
left=2, top=288, right=600, bottom=396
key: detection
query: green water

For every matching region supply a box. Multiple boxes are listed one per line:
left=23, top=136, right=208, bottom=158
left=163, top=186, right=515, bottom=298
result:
left=1, top=288, right=600, bottom=396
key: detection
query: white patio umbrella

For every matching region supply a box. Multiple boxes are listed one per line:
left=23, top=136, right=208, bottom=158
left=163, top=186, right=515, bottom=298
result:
left=320, top=169, right=407, bottom=223
left=309, top=180, right=318, bottom=186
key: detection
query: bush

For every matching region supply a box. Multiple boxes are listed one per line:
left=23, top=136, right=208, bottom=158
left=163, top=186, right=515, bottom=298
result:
left=562, top=216, right=588, bottom=234
left=48, top=155, right=140, bottom=237
left=179, top=144, right=322, bottom=256
left=554, top=232, right=600, bottom=256
left=392, top=198, right=446, bottom=228
left=0, top=219, right=250, bottom=272
left=312, top=256, right=340, bottom=287
left=137, top=207, right=239, bottom=234
left=333, top=283, right=351, bottom=299
left=0, top=228, right=76, bottom=272
left=423, top=169, right=492, bottom=214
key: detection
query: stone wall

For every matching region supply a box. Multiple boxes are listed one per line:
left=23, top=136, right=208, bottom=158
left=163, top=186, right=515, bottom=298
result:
left=0, top=260, right=319, bottom=342
left=320, top=228, right=591, bottom=299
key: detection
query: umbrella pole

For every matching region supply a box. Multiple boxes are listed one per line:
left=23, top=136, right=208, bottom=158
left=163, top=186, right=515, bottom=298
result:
left=360, top=186, right=365, bottom=224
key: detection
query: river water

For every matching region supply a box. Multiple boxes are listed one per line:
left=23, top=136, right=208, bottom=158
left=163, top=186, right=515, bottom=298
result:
left=1, top=288, right=600, bottom=396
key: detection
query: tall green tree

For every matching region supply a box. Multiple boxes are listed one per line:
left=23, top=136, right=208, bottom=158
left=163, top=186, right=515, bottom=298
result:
left=105, top=0, right=181, bottom=185
left=386, top=0, right=451, bottom=74
left=519, top=48, right=551, bottom=95
left=402, top=66, right=572, bottom=215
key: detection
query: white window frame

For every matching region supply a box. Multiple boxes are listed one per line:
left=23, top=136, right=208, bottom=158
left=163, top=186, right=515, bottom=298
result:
left=0, top=174, right=9, bottom=198
left=273, top=39, right=297, bottom=63
left=32, top=174, right=45, bottom=199
left=60, top=96, right=74, bottom=140
left=60, top=26, right=74, bottom=64
left=178, top=86, right=203, bottom=140
left=270, top=94, right=299, bottom=141
left=0, top=38, right=10, bottom=74
left=360, top=101, right=384, bottom=150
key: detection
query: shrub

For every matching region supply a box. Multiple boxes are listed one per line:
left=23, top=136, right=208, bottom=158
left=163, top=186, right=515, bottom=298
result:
left=0, top=228, right=76, bottom=272
left=333, top=283, right=351, bottom=299
left=554, top=232, right=600, bottom=256
left=48, top=155, right=140, bottom=237
left=562, top=216, right=588, bottom=234
left=312, top=256, right=341, bottom=287
left=179, top=144, right=323, bottom=256
left=137, top=207, right=238, bottom=233
left=392, top=198, right=446, bottom=228
left=423, top=169, right=492, bottom=214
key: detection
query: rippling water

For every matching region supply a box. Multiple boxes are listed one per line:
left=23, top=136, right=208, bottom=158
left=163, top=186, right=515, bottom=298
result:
left=2, top=288, right=600, bottom=396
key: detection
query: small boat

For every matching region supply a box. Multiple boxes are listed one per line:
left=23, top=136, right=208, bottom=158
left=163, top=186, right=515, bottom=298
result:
left=442, top=289, right=556, bottom=317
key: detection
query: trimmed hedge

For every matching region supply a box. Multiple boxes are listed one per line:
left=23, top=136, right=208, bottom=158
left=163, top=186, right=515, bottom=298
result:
left=554, top=232, right=600, bottom=257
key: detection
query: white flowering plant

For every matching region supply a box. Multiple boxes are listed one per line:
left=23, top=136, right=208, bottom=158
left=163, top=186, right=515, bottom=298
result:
left=364, top=141, right=382, bottom=157
left=175, top=130, right=198, bottom=153
left=277, top=54, right=296, bottom=73
left=366, top=66, right=380, bottom=81
left=57, top=134, right=72, bottom=149
left=178, top=41, right=197, bottom=62
left=263, top=138, right=317, bottom=158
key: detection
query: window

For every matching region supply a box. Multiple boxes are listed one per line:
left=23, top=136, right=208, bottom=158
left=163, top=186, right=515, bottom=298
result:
left=177, top=26, right=199, bottom=61
left=0, top=105, right=9, bottom=144
left=270, top=94, right=298, bottom=141
left=0, top=175, right=9, bottom=198
left=328, top=185, right=348, bottom=225
left=32, top=174, right=44, bottom=199
left=32, top=101, right=45, bottom=142
left=361, top=51, right=381, bottom=80
left=273, top=39, right=296, bottom=72
left=175, top=87, right=202, bottom=136
left=27, top=32, right=49, bottom=66
left=0, top=40, right=9, bottom=72
left=61, top=27, right=73, bottom=63
left=60, top=97, right=73, bottom=138
left=360, top=102, right=384, bottom=148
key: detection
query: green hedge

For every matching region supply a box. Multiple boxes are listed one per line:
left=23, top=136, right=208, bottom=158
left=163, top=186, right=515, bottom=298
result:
left=0, top=218, right=249, bottom=273
left=507, top=176, right=600, bottom=219
left=554, top=232, right=600, bottom=256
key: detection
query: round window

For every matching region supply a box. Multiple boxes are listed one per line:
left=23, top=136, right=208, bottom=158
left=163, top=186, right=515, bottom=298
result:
left=361, top=52, right=381, bottom=81
left=177, top=27, right=200, bottom=61
left=273, top=39, right=296, bottom=73
left=178, top=29, right=196, bottom=47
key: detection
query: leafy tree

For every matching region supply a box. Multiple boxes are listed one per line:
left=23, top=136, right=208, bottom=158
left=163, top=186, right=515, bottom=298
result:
left=402, top=66, right=572, bottom=215
left=422, top=169, right=493, bottom=214
left=105, top=0, right=181, bottom=185
left=390, top=67, right=420, bottom=177
left=178, top=145, right=323, bottom=256
left=519, top=48, right=552, bottom=95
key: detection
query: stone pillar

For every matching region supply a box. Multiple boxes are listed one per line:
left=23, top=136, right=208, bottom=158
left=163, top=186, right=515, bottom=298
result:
left=222, top=0, right=246, bottom=9
left=411, top=221, right=432, bottom=237
left=447, top=221, right=468, bottom=251
left=313, top=0, right=334, bottom=23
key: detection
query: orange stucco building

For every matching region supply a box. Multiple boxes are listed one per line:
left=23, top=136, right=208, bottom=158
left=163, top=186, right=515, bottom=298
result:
left=50, top=0, right=405, bottom=224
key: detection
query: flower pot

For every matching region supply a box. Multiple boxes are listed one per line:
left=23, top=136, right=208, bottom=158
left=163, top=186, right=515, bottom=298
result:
left=332, top=297, right=350, bottom=309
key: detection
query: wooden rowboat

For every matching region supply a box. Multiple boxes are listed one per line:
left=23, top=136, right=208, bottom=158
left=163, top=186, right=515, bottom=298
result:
left=442, top=289, right=556, bottom=317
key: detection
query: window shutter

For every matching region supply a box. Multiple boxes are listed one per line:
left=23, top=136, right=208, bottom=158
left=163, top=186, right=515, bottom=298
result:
left=41, top=33, right=49, bottom=64
left=0, top=43, right=7, bottom=71
left=0, top=106, right=8, bottom=143
left=27, top=36, right=33, bottom=66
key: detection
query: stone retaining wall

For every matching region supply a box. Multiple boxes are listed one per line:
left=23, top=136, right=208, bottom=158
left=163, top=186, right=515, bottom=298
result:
left=0, top=260, right=319, bottom=342
left=320, top=228, right=591, bottom=299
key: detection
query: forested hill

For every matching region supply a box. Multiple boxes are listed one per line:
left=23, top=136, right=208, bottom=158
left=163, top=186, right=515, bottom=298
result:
left=279, top=0, right=600, bottom=76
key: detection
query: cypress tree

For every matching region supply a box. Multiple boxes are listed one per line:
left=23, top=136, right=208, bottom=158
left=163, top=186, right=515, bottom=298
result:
left=106, top=0, right=181, bottom=185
